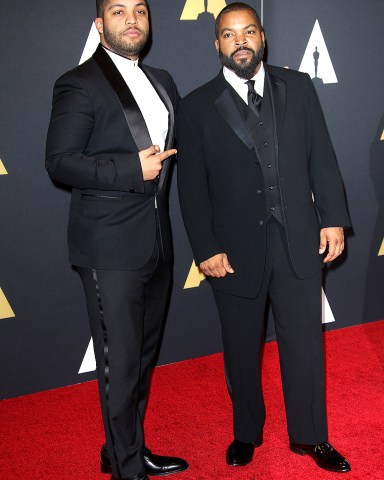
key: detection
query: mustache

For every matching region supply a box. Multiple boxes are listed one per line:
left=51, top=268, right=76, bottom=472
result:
left=231, top=46, right=256, bottom=57
left=123, top=27, right=143, bottom=34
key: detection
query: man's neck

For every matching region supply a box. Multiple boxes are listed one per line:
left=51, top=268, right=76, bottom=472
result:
left=101, top=43, right=139, bottom=62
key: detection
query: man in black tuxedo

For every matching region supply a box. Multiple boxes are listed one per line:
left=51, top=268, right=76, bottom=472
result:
left=46, top=1, right=188, bottom=479
left=177, top=2, right=351, bottom=474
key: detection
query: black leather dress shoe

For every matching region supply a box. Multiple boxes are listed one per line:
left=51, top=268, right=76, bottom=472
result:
left=290, top=441, right=351, bottom=473
left=102, top=445, right=189, bottom=476
left=142, top=447, right=188, bottom=476
left=111, top=475, right=149, bottom=480
left=226, top=435, right=263, bottom=466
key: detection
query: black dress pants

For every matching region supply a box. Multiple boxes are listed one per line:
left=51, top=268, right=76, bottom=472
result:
left=78, top=228, right=171, bottom=478
left=213, top=217, right=327, bottom=445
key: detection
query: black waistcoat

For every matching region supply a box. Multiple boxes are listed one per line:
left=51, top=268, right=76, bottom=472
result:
left=229, top=80, right=284, bottom=224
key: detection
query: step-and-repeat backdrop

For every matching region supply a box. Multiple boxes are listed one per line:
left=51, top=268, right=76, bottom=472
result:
left=1, top=0, right=383, bottom=399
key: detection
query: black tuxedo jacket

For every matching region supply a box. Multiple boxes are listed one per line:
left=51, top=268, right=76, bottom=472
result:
left=177, top=66, right=351, bottom=298
left=46, top=45, right=178, bottom=270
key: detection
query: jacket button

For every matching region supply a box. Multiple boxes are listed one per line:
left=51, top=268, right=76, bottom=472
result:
left=257, top=190, right=262, bottom=194
left=129, top=188, right=135, bottom=193
left=259, top=220, right=264, bottom=226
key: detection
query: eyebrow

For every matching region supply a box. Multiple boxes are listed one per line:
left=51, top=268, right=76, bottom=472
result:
left=220, top=23, right=259, bottom=34
left=108, top=2, right=148, bottom=10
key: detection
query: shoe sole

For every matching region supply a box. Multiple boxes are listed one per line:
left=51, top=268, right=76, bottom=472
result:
left=101, top=463, right=189, bottom=476
left=227, top=458, right=253, bottom=467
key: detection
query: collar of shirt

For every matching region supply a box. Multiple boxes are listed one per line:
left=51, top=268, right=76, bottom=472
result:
left=223, top=62, right=265, bottom=105
left=103, top=46, right=139, bottom=76
left=102, top=46, right=169, bottom=152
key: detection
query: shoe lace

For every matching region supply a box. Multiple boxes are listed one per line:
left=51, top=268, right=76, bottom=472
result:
left=314, top=442, right=333, bottom=456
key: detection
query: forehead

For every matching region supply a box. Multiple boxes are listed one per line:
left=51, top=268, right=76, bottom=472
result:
left=219, top=9, right=258, bottom=30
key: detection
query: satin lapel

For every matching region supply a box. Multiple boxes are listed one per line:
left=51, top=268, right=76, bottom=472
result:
left=266, top=70, right=286, bottom=142
left=214, top=75, right=254, bottom=151
left=93, top=45, right=152, bottom=151
left=140, top=63, right=175, bottom=191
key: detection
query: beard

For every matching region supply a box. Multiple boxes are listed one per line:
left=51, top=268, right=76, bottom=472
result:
left=219, top=44, right=265, bottom=79
left=103, top=24, right=149, bottom=58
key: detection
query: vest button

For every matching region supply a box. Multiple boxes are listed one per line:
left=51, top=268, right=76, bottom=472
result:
left=259, top=220, right=264, bottom=226
left=270, top=207, right=275, bottom=212
left=269, top=186, right=274, bottom=190
left=263, top=142, right=268, bottom=147
left=257, top=190, right=262, bottom=194
left=267, top=164, right=272, bottom=168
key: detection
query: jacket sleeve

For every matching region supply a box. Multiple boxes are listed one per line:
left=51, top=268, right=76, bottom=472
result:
left=306, top=75, right=351, bottom=228
left=45, top=73, right=144, bottom=193
left=177, top=98, right=223, bottom=264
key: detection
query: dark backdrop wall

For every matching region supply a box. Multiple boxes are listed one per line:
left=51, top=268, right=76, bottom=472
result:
left=1, top=0, right=383, bottom=399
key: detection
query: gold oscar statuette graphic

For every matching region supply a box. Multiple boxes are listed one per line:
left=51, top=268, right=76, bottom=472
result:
left=381, top=129, right=384, bottom=141
left=0, top=288, right=15, bottom=320
left=180, top=0, right=227, bottom=20
left=378, top=239, right=384, bottom=257
left=184, top=261, right=207, bottom=289
left=0, top=158, right=8, bottom=175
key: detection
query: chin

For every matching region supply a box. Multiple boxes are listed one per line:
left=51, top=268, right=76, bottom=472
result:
left=237, top=59, right=251, bottom=66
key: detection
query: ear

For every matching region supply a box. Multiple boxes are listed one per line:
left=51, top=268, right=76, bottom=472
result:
left=215, top=39, right=219, bottom=53
left=95, top=17, right=104, bottom=34
left=261, top=31, right=265, bottom=47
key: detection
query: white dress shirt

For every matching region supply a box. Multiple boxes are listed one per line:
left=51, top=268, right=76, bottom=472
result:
left=223, top=61, right=265, bottom=105
left=104, top=48, right=169, bottom=152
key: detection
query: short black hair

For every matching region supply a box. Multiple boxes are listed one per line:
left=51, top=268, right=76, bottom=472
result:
left=215, top=2, right=263, bottom=39
left=96, top=0, right=149, bottom=18
left=96, top=0, right=108, bottom=17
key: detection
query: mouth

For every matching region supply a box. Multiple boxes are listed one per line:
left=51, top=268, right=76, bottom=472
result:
left=232, top=47, right=254, bottom=60
left=123, top=28, right=142, bottom=38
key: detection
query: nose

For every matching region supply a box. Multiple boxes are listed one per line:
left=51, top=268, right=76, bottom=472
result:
left=234, top=33, right=247, bottom=46
left=125, top=12, right=138, bottom=25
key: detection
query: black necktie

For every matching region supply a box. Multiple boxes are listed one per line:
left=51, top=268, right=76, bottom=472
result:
left=245, top=80, right=262, bottom=117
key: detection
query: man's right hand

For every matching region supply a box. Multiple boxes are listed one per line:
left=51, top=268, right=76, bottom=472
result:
left=199, top=253, right=234, bottom=278
left=139, top=145, right=177, bottom=181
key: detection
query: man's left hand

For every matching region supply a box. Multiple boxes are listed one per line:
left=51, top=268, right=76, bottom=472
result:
left=319, top=227, right=345, bottom=263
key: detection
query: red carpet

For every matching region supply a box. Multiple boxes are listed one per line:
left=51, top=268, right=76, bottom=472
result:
left=1, top=320, right=383, bottom=480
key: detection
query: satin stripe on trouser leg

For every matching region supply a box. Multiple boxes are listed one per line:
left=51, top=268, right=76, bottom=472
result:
left=78, top=228, right=171, bottom=478
left=213, top=217, right=327, bottom=444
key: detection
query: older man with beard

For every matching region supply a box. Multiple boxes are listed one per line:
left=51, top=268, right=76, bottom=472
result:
left=46, top=1, right=188, bottom=479
left=177, top=2, right=351, bottom=474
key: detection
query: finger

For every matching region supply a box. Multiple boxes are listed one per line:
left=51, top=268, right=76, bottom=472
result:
left=156, top=149, right=177, bottom=162
left=323, top=240, right=343, bottom=263
left=145, top=145, right=160, bottom=155
left=319, top=232, right=327, bottom=254
left=223, top=255, right=234, bottom=274
left=214, top=267, right=227, bottom=278
left=208, top=262, right=227, bottom=278
left=200, top=262, right=214, bottom=277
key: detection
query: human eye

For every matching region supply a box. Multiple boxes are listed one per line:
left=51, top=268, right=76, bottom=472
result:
left=136, top=8, right=147, bottom=15
left=245, top=29, right=256, bottom=35
left=223, top=32, right=233, bottom=38
left=113, top=9, right=123, bottom=15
